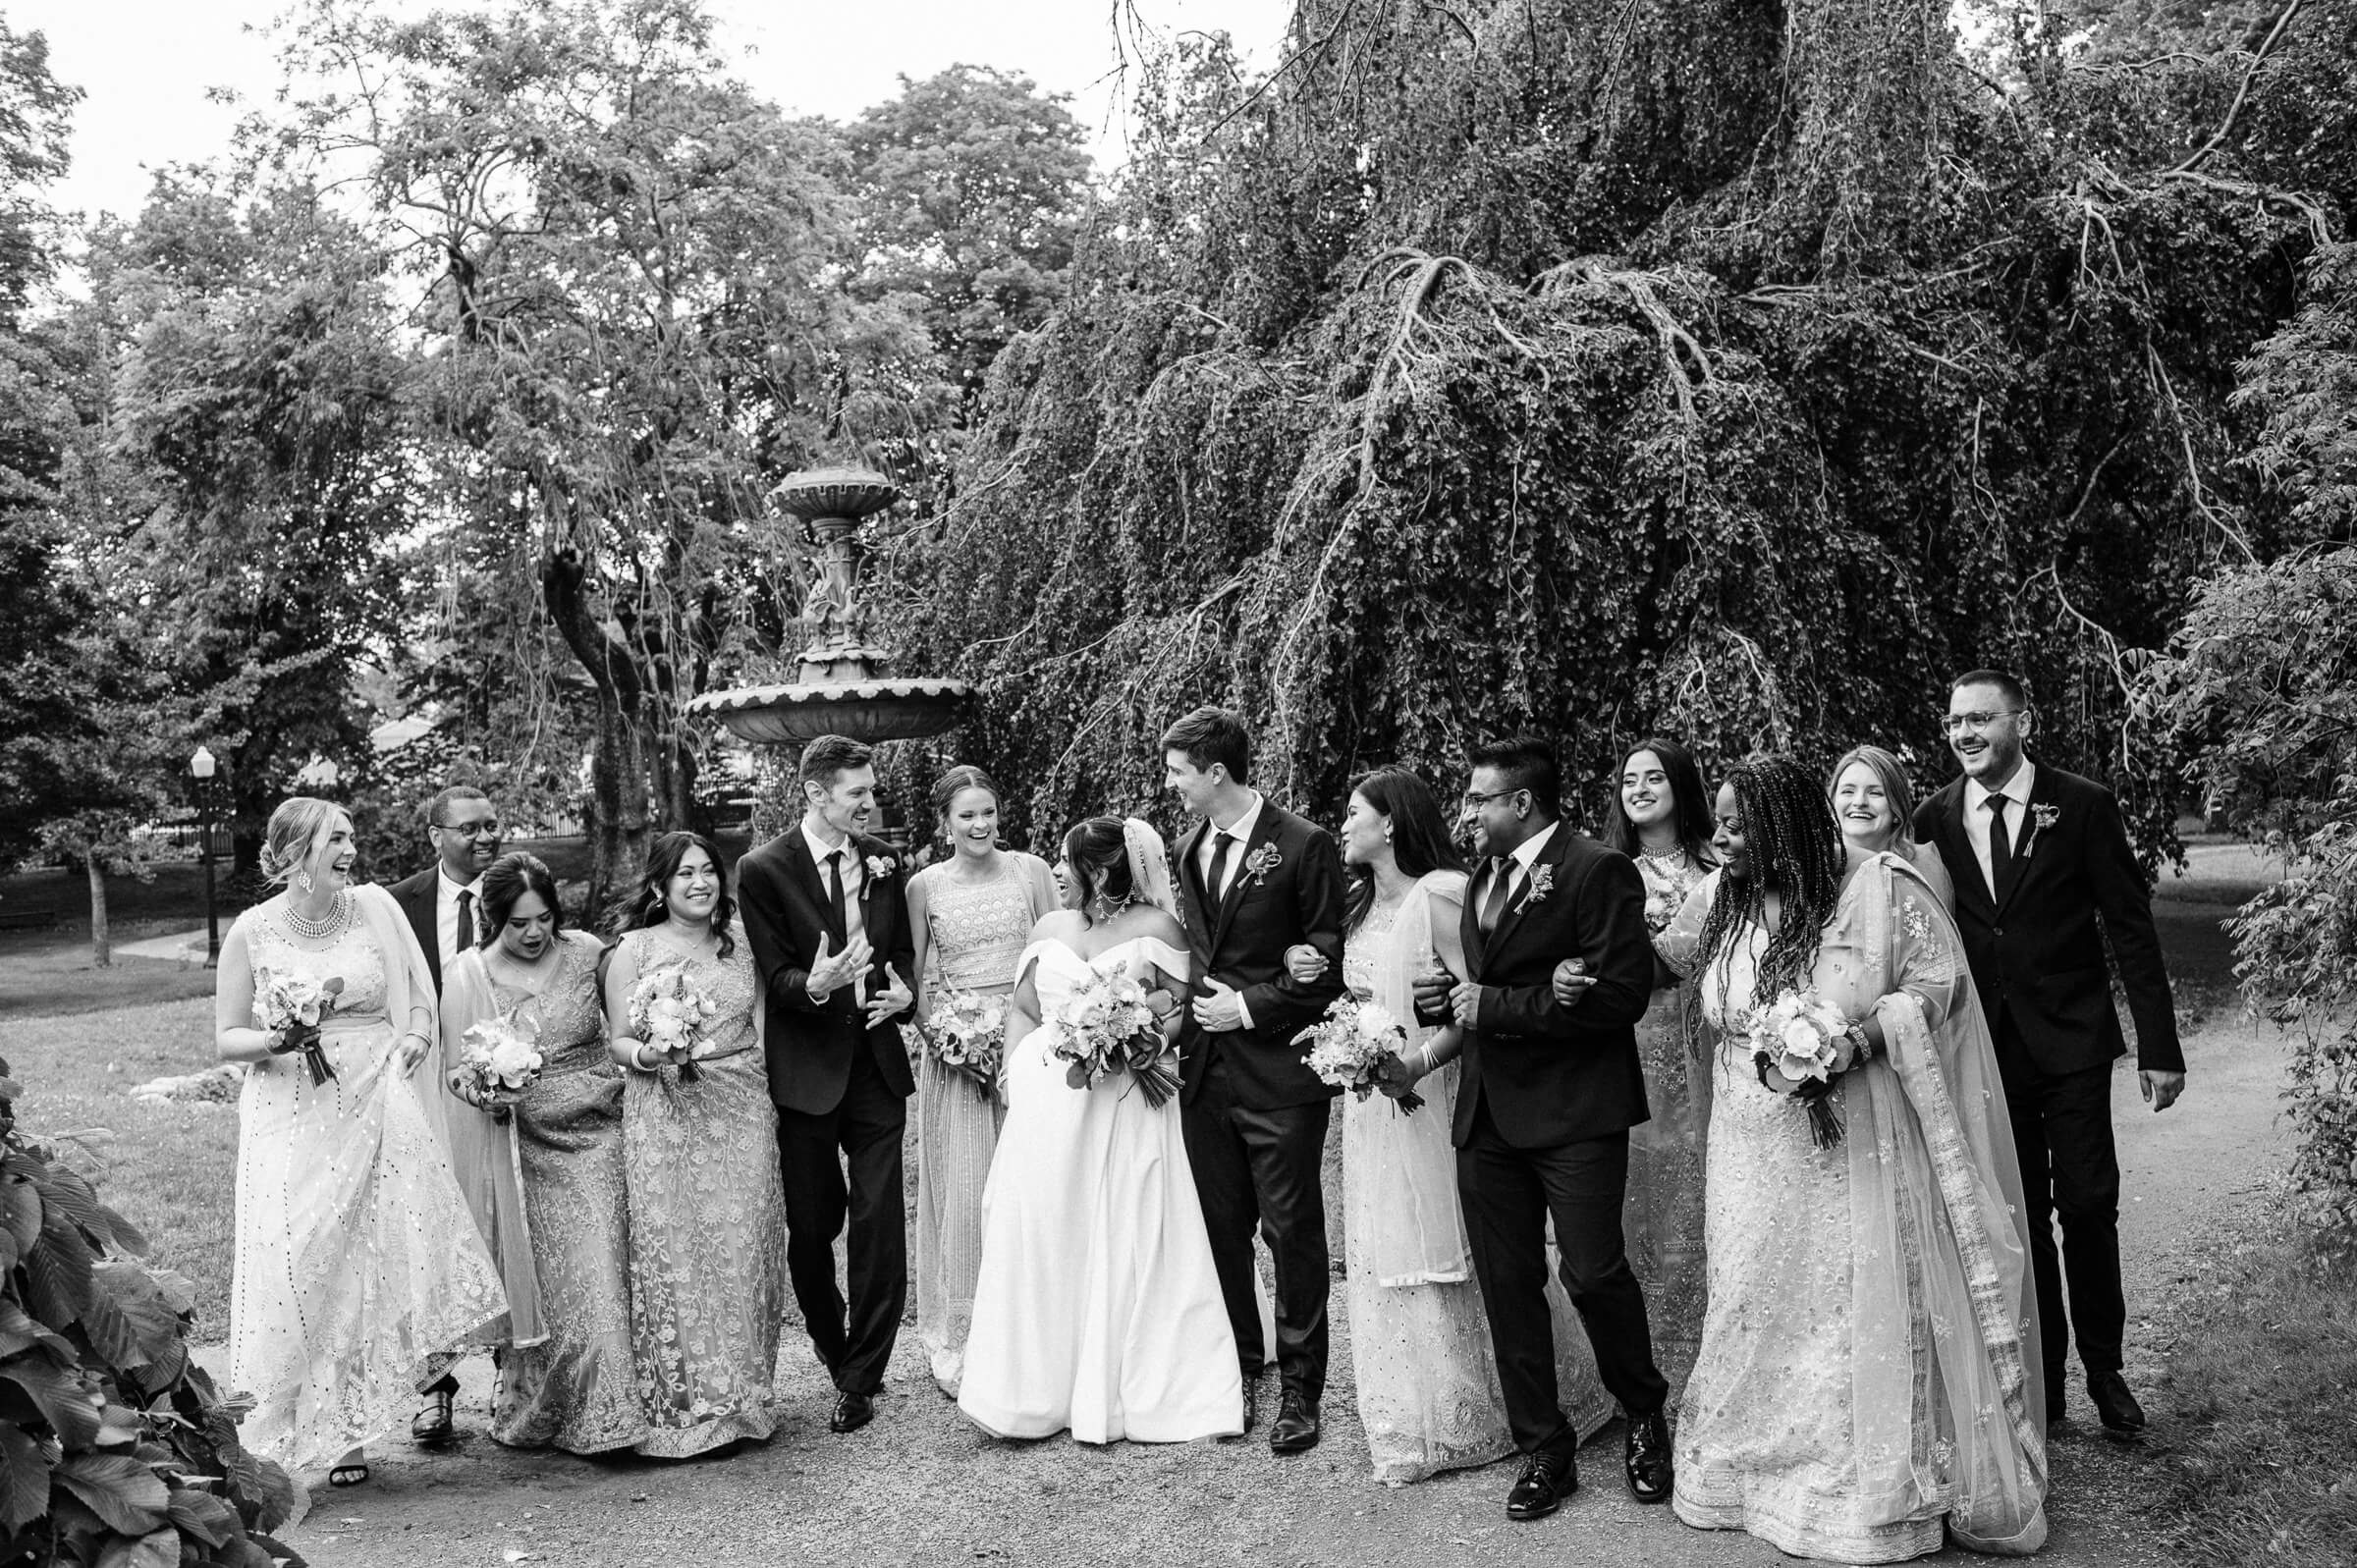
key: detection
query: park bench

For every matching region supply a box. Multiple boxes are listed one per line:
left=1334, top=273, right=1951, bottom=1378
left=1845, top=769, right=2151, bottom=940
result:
left=0, top=899, right=58, bottom=931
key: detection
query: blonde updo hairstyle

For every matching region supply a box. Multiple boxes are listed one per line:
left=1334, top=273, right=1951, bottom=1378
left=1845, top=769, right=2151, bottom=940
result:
left=261, top=796, right=351, bottom=890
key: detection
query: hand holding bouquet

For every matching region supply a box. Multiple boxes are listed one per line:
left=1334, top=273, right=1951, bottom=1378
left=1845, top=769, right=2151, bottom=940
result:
left=1296, top=997, right=1423, bottom=1113
left=256, top=969, right=346, bottom=1086
left=455, top=1010, right=544, bottom=1120
left=1047, top=960, right=1180, bottom=1108
left=630, top=966, right=722, bottom=1082
left=912, top=990, right=1008, bottom=1102
left=1743, top=987, right=1856, bottom=1148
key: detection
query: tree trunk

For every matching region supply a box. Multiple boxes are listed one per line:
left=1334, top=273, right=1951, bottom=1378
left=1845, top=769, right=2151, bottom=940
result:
left=544, top=547, right=656, bottom=913
left=86, top=857, right=110, bottom=968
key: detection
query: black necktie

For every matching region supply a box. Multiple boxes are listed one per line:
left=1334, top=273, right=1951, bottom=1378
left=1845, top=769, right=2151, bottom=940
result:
left=1205, top=830, right=1237, bottom=901
left=826, top=849, right=850, bottom=939
left=456, top=888, right=475, bottom=948
left=1987, top=795, right=2014, bottom=900
left=1479, top=857, right=1514, bottom=935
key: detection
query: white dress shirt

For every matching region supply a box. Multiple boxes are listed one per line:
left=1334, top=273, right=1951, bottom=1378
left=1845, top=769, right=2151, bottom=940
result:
left=1196, top=792, right=1265, bottom=901
left=435, top=867, right=484, bottom=973
left=1963, top=759, right=2037, bottom=898
left=802, top=818, right=867, bottom=1002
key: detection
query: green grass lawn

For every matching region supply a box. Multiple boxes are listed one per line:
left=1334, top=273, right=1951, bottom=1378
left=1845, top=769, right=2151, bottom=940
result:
left=0, top=996, right=236, bottom=1342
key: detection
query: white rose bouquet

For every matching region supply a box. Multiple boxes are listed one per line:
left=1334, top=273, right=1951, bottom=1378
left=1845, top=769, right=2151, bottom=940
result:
left=455, top=1010, right=545, bottom=1119
left=629, top=966, right=723, bottom=1082
left=1295, top=997, right=1423, bottom=1114
left=1742, top=986, right=1856, bottom=1148
left=910, top=989, right=1008, bottom=1102
left=1047, top=960, right=1178, bottom=1108
left=255, top=968, right=346, bottom=1086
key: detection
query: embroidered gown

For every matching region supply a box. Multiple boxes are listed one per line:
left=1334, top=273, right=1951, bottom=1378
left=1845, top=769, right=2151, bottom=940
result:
left=1660, top=857, right=2049, bottom=1562
left=618, top=926, right=789, bottom=1457
left=227, top=890, right=507, bottom=1473
left=1627, top=850, right=1711, bottom=1394
left=911, top=857, right=1049, bottom=1395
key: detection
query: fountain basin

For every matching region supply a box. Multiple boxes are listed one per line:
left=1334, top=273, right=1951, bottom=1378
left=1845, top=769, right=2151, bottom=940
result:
left=685, top=677, right=972, bottom=747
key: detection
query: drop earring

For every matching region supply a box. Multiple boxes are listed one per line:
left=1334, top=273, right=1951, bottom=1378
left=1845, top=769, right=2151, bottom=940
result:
left=296, top=870, right=314, bottom=894
left=651, top=894, right=667, bottom=916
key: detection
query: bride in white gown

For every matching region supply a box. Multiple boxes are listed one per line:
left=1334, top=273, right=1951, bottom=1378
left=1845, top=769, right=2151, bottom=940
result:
left=959, top=816, right=1244, bottom=1444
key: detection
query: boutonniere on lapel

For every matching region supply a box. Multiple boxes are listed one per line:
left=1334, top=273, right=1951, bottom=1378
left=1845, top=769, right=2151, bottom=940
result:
left=1241, top=841, right=1283, bottom=888
left=2020, top=804, right=2060, bottom=860
left=1521, top=864, right=1556, bottom=907
left=864, top=853, right=897, bottom=881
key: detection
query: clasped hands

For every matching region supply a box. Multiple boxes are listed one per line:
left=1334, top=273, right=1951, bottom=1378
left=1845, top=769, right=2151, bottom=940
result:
left=1279, top=946, right=1424, bottom=1098
left=807, top=933, right=913, bottom=1025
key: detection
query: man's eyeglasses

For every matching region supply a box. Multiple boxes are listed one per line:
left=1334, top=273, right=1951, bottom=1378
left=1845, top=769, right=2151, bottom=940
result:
left=1940, top=711, right=2019, bottom=734
left=435, top=820, right=502, bottom=838
left=1460, top=788, right=1523, bottom=811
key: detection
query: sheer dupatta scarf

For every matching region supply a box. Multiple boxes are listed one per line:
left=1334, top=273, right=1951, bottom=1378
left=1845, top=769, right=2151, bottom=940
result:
left=426, top=943, right=551, bottom=1348
left=1346, top=870, right=1476, bottom=1286
left=1849, top=852, right=2047, bottom=1554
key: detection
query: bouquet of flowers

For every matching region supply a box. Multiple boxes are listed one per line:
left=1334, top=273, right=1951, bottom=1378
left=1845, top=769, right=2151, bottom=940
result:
left=1295, top=997, right=1423, bottom=1113
left=911, top=990, right=1008, bottom=1102
left=1742, top=986, right=1853, bottom=1148
left=255, top=968, right=345, bottom=1086
left=455, top=1010, right=545, bottom=1119
left=1046, top=959, right=1179, bottom=1108
left=630, top=966, right=723, bottom=1082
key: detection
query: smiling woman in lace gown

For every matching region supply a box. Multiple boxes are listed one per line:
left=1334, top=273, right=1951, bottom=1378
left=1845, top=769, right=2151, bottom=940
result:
left=1657, top=758, right=2048, bottom=1562
left=904, top=765, right=1062, bottom=1396
left=958, top=816, right=1243, bottom=1444
left=439, top=852, right=640, bottom=1454
left=215, top=798, right=507, bottom=1487
left=1287, top=769, right=1612, bottom=1484
left=605, top=832, right=787, bottom=1458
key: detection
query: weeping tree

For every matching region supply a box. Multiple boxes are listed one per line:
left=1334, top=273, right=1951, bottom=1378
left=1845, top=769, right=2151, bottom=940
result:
left=882, top=0, right=2343, bottom=850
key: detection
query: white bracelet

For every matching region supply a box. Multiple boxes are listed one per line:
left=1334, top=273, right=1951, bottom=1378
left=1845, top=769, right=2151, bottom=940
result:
left=630, top=1043, right=659, bottom=1072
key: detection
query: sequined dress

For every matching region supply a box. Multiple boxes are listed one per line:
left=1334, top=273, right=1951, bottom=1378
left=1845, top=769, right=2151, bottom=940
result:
left=1340, top=887, right=1612, bottom=1484
left=228, top=900, right=507, bottom=1473
left=1628, top=849, right=1711, bottom=1394
left=618, top=926, right=788, bottom=1457
left=484, top=934, right=641, bottom=1452
left=911, top=860, right=1039, bottom=1395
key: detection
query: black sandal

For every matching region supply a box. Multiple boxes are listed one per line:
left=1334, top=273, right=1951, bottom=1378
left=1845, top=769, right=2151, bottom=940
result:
left=329, top=1456, right=369, bottom=1487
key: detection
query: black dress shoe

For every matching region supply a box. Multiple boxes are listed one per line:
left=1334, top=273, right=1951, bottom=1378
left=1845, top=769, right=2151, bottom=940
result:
left=1624, top=1407, right=1673, bottom=1504
left=1506, top=1446, right=1578, bottom=1521
left=2087, top=1369, right=2146, bottom=1434
left=1269, top=1392, right=1320, bottom=1454
left=411, top=1374, right=458, bottom=1447
left=829, top=1391, right=875, bottom=1433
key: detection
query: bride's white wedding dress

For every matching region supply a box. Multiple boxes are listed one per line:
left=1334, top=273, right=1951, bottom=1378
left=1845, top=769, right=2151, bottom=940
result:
left=958, top=935, right=1244, bottom=1444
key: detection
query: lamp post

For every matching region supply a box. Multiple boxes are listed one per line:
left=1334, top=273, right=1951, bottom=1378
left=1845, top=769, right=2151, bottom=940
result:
left=190, top=746, right=222, bottom=967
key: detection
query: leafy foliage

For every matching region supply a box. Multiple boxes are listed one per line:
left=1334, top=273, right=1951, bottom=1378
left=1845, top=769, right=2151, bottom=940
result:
left=2139, top=242, right=2357, bottom=1243
left=0, top=1059, right=302, bottom=1566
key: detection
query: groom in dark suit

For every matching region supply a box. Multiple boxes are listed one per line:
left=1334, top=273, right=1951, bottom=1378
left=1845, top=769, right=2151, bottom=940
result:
left=737, top=734, right=916, bottom=1436
left=1916, top=669, right=2184, bottom=1435
left=1416, top=735, right=1671, bottom=1522
left=1165, top=707, right=1346, bottom=1454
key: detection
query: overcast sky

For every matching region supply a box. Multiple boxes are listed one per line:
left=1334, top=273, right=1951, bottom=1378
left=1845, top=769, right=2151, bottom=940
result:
left=10, top=0, right=1292, bottom=223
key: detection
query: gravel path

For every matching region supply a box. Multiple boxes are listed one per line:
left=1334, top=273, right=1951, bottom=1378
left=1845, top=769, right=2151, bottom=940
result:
left=274, top=1000, right=2287, bottom=1568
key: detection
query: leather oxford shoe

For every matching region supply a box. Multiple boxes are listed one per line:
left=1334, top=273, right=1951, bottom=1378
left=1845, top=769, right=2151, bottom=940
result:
left=411, top=1374, right=458, bottom=1447
left=1269, top=1391, right=1320, bottom=1453
left=1506, top=1446, right=1578, bottom=1521
left=829, top=1391, right=875, bottom=1433
left=1624, top=1407, right=1673, bottom=1504
left=2087, top=1369, right=2146, bottom=1435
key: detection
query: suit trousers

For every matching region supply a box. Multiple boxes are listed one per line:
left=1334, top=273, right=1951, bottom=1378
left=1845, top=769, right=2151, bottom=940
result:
left=1181, top=1050, right=1332, bottom=1403
left=775, top=1044, right=908, bottom=1396
left=1995, top=1014, right=2126, bottom=1377
left=1456, top=1094, right=1668, bottom=1454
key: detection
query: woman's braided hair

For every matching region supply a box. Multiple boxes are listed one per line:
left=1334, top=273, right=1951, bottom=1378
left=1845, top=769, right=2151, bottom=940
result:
left=1694, top=756, right=1848, bottom=1020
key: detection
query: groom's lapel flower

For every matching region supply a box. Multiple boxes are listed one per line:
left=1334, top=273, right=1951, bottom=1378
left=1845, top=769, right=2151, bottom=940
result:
left=1242, top=841, right=1283, bottom=888
left=864, top=852, right=897, bottom=882
left=1522, top=863, right=1556, bottom=907
left=2020, top=804, right=2060, bottom=861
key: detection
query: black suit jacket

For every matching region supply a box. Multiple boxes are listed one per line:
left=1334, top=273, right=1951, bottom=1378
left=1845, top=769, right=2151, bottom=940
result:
left=1175, top=800, right=1347, bottom=1110
left=1915, top=761, right=2183, bottom=1077
left=1451, top=825, right=1655, bottom=1151
left=385, top=867, right=449, bottom=995
left=736, top=827, right=918, bottom=1115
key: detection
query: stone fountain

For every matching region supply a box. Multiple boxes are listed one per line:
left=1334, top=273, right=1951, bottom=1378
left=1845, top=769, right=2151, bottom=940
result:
left=685, top=464, right=970, bottom=751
